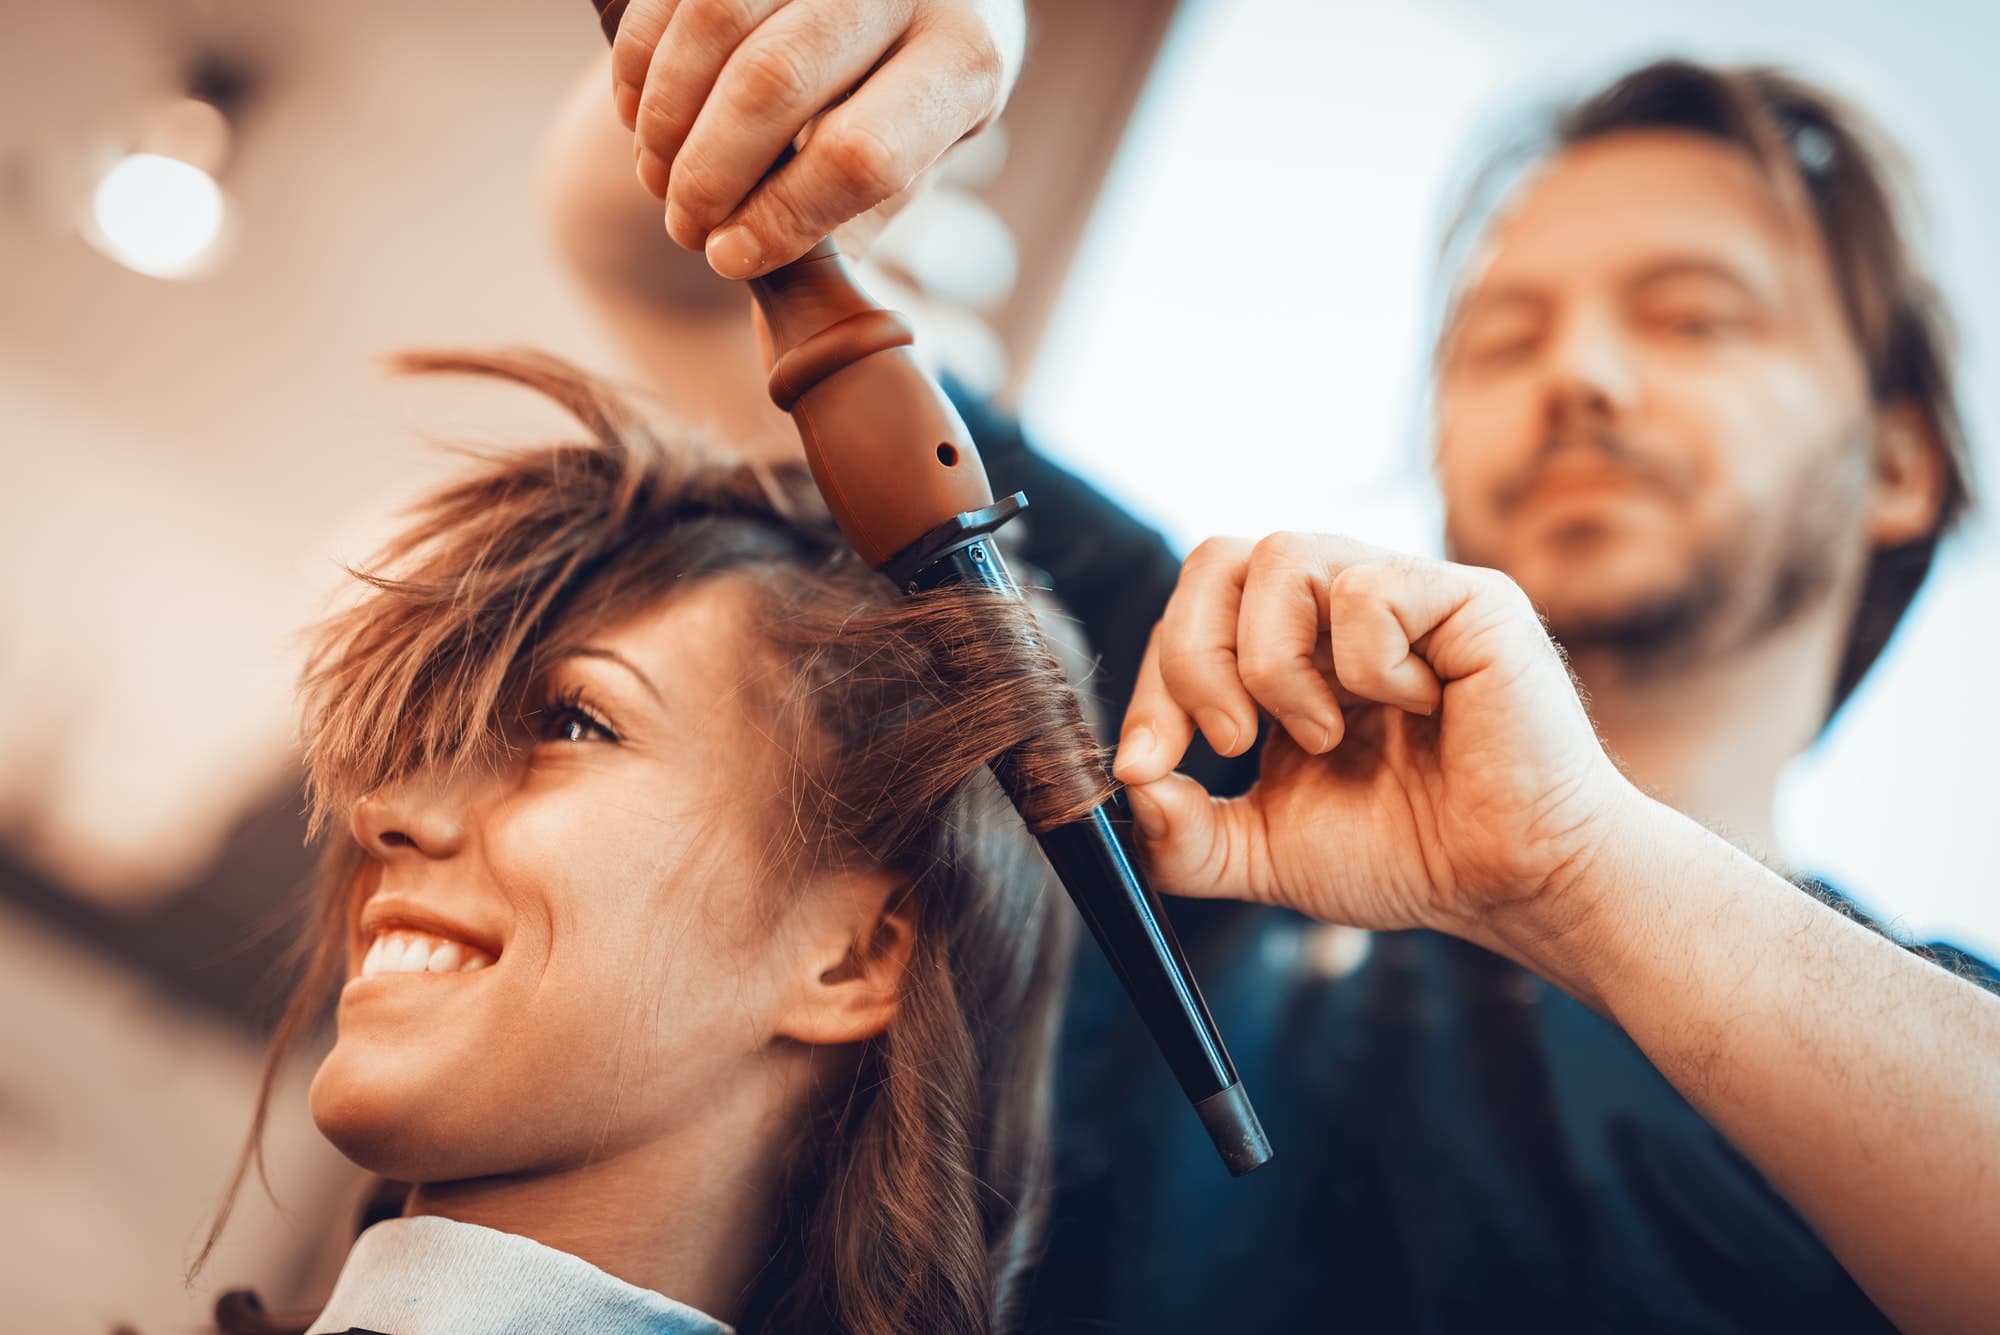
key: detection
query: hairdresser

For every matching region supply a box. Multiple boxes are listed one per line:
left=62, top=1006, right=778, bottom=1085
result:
left=544, top=2, right=2000, bottom=1331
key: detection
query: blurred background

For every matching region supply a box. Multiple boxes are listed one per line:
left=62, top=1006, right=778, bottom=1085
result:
left=1, top=0, right=1992, bottom=1329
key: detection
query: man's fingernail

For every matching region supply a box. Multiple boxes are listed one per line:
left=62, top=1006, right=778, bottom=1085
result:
left=1284, top=714, right=1333, bottom=753
left=1194, top=707, right=1241, bottom=754
left=614, top=82, right=640, bottom=127
left=1116, top=725, right=1159, bottom=777
left=707, top=226, right=762, bottom=279
left=636, top=147, right=669, bottom=197
left=1127, top=785, right=1166, bottom=840
left=664, top=201, right=697, bottom=247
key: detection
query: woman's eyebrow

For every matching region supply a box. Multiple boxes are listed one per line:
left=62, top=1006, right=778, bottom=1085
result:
left=558, top=645, right=665, bottom=706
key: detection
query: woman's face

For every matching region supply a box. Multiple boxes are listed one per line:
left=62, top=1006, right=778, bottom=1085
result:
left=309, top=579, right=846, bottom=1183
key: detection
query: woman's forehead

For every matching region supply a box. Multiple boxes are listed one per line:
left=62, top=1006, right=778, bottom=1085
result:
left=562, top=576, right=769, bottom=708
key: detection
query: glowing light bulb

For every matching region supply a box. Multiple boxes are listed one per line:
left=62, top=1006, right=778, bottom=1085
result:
left=89, top=152, right=228, bottom=279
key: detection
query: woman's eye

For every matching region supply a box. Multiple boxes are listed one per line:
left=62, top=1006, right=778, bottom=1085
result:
left=543, top=710, right=614, bottom=743
left=533, top=690, right=619, bottom=745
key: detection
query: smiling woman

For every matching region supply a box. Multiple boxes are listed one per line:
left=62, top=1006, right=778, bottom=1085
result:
left=197, top=349, right=1105, bottom=1335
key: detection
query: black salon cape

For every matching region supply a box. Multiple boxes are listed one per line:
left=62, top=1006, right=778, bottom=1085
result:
left=954, top=387, right=1998, bottom=1335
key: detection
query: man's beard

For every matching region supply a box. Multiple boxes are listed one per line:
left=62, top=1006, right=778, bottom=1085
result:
left=1457, top=426, right=1872, bottom=682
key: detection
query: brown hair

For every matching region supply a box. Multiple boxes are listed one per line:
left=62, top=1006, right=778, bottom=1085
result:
left=1438, top=58, right=1977, bottom=717
left=203, top=350, right=1109, bottom=1334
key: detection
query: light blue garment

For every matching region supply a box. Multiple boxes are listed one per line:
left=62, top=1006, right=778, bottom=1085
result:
left=305, top=1215, right=735, bottom=1335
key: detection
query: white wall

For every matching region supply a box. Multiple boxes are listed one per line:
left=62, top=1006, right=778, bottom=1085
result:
left=1024, top=0, right=2000, bottom=957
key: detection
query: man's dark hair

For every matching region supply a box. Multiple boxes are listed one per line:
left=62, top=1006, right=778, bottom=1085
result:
left=1441, top=59, right=1977, bottom=718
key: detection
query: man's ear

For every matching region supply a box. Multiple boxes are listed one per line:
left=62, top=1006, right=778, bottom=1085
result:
left=1866, top=401, right=1947, bottom=548
left=770, top=871, right=916, bottom=1048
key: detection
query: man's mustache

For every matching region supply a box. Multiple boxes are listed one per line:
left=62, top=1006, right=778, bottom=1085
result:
left=1492, top=428, right=1694, bottom=515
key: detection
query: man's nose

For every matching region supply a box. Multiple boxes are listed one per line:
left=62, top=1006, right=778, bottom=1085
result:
left=350, top=769, right=476, bottom=860
left=1541, top=306, right=1639, bottom=427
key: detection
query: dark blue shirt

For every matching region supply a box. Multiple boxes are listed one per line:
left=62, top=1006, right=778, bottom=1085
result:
left=957, top=389, right=1996, bottom=1334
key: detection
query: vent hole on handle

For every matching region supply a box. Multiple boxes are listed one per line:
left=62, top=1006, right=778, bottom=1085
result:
left=936, top=442, right=958, bottom=467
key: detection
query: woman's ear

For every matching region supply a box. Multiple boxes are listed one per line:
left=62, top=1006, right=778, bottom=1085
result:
left=1866, top=401, right=1947, bottom=548
left=770, top=872, right=916, bottom=1048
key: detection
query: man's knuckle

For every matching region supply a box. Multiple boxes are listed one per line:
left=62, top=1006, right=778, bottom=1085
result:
left=1242, top=665, right=1306, bottom=708
left=684, top=0, right=760, bottom=47
left=1325, top=563, right=1377, bottom=607
left=919, top=10, right=1007, bottom=102
left=1474, top=565, right=1530, bottom=606
left=668, top=150, right=722, bottom=214
left=949, top=15, right=1004, bottom=73
left=954, top=33, right=1006, bottom=109
left=1156, top=642, right=1216, bottom=676
left=1237, top=653, right=1283, bottom=694
left=1157, top=646, right=1228, bottom=697
left=1339, top=657, right=1390, bottom=694
left=751, top=182, right=816, bottom=248
left=1250, top=530, right=1314, bottom=570
left=611, top=41, right=651, bottom=91
left=823, top=123, right=907, bottom=198
left=608, top=0, right=667, bottom=79
left=736, top=41, right=818, bottom=107
left=633, top=93, right=689, bottom=150
left=1185, top=535, right=1250, bottom=574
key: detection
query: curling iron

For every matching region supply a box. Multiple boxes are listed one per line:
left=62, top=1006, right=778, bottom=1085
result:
left=588, top=0, right=1270, bottom=1176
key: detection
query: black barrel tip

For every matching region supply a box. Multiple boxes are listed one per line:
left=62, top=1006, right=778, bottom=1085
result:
left=1194, top=1081, right=1273, bottom=1176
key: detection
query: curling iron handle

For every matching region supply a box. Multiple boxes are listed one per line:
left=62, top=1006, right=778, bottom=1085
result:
left=746, top=249, right=995, bottom=567
left=588, top=0, right=994, bottom=566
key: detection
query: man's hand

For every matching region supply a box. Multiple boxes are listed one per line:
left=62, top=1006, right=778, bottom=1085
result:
left=1114, top=532, right=1639, bottom=950
left=1121, top=531, right=2000, bottom=1333
left=609, top=0, right=1024, bottom=279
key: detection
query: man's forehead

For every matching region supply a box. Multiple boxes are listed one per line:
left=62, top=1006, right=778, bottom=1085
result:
left=1460, top=129, right=1806, bottom=295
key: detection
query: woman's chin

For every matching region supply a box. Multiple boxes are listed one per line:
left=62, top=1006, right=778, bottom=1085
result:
left=309, top=1044, right=495, bottom=1182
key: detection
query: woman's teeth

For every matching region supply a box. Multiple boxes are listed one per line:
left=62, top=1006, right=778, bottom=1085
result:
left=360, top=929, right=495, bottom=979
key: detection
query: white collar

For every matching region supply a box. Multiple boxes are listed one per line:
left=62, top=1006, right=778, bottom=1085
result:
left=305, top=1215, right=734, bottom=1335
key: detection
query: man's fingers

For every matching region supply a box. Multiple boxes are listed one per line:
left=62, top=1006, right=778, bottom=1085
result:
left=631, top=0, right=784, bottom=206
left=1115, top=626, right=1196, bottom=786
left=669, top=0, right=918, bottom=259
left=1323, top=562, right=1455, bottom=714
left=700, top=32, right=991, bottom=278
left=1156, top=537, right=1259, bottom=757
left=1124, top=774, right=1267, bottom=904
left=1237, top=534, right=1345, bottom=754
left=610, top=0, right=686, bottom=127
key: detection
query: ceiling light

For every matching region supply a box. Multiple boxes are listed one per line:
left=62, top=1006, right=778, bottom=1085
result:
left=88, top=150, right=228, bottom=279
left=81, top=59, right=249, bottom=281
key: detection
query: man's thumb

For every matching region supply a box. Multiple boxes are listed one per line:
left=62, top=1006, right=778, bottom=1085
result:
left=1124, top=773, right=1251, bottom=902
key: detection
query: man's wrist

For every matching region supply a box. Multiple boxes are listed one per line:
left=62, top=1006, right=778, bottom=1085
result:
left=1475, top=786, right=1680, bottom=1014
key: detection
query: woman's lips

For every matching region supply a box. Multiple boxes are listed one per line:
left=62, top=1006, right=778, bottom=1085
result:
left=356, top=928, right=496, bottom=980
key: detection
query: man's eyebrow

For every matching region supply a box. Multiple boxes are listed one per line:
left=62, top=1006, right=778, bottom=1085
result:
left=1452, top=284, right=1550, bottom=319
left=1442, top=285, right=1552, bottom=346
left=557, top=646, right=665, bottom=706
left=1624, top=255, right=1769, bottom=300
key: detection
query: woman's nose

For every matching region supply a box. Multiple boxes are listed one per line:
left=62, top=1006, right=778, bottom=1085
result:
left=350, top=771, right=472, bottom=860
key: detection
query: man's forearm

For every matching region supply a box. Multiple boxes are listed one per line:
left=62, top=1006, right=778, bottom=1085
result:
left=543, top=55, right=742, bottom=314
left=1503, top=794, right=2000, bottom=1333
left=541, top=56, right=795, bottom=456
